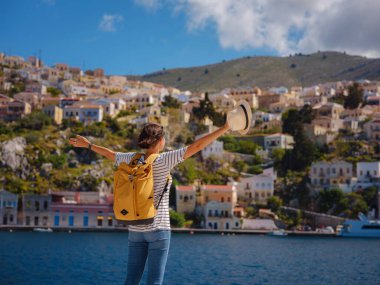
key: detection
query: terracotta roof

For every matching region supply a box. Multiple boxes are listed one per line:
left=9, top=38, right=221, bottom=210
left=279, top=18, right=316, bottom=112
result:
left=202, top=185, right=233, bottom=191
left=176, top=186, right=195, bottom=191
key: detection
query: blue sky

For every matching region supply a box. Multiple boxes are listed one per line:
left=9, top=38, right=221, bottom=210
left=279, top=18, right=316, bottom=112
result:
left=1, top=0, right=379, bottom=75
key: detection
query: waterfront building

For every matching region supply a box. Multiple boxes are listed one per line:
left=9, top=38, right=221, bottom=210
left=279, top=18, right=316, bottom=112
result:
left=0, top=190, right=18, bottom=225
left=21, top=194, right=52, bottom=227
left=175, top=186, right=196, bottom=214
left=204, top=200, right=241, bottom=230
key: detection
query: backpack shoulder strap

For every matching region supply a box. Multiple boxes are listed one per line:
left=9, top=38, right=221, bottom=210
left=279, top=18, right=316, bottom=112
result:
left=156, top=174, right=171, bottom=210
left=143, top=153, right=160, bottom=165
left=129, top=153, right=144, bottom=167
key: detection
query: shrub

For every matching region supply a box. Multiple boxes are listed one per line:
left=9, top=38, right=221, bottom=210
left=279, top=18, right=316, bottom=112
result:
left=169, top=210, right=185, bottom=228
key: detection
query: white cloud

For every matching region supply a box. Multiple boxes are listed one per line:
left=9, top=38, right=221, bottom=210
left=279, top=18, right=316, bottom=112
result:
left=135, top=0, right=380, bottom=57
left=99, top=14, right=124, bottom=32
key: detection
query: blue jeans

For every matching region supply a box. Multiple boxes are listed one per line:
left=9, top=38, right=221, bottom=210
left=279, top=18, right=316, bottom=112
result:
left=124, top=230, right=171, bottom=285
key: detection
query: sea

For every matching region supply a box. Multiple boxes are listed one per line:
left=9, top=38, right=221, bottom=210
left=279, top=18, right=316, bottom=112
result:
left=0, top=231, right=379, bottom=285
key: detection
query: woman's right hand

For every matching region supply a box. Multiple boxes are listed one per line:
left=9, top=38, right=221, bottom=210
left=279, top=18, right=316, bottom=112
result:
left=69, top=135, right=91, bottom=148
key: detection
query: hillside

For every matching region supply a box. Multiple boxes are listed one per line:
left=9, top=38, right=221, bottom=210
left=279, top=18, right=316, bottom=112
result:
left=128, top=51, right=380, bottom=93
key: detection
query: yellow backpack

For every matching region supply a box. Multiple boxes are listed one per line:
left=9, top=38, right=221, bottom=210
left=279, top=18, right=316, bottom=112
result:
left=113, top=153, right=168, bottom=225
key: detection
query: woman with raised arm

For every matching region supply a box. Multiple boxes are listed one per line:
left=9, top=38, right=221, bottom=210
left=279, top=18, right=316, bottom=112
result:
left=69, top=120, right=229, bottom=284
left=68, top=100, right=251, bottom=285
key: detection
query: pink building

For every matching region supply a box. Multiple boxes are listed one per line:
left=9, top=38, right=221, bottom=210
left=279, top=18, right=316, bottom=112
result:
left=50, top=193, right=115, bottom=227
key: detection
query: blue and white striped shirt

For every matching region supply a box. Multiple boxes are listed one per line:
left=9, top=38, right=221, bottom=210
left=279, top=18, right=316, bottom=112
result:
left=115, top=147, right=187, bottom=232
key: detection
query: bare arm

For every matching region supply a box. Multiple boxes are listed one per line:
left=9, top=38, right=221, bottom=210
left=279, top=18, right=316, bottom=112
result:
left=184, top=122, right=230, bottom=159
left=68, top=135, right=116, bottom=162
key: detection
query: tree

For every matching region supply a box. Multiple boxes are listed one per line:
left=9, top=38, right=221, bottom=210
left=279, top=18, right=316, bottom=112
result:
left=267, top=196, right=283, bottom=213
left=169, top=210, right=185, bottom=227
left=47, top=87, right=61, bottom=97
left=162, top=94, right=181, bottom=108
left=345, top=193, right=368, bottom=218
left=344, top=83, right=363, bottom=109
left=192, top=92, right=225, bottom=126
left=317, top=188, right=348, bottom=215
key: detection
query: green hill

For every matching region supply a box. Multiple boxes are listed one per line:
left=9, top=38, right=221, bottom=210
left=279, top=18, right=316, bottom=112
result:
left=128, top=51, right=380, bottom=93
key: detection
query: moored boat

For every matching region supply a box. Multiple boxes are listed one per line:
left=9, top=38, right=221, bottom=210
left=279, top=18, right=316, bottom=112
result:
left=33, top=227, right=53, bottom=233
left=338, top=213, right=380, bottom=238
left=267, top=229, right=288, bottom=236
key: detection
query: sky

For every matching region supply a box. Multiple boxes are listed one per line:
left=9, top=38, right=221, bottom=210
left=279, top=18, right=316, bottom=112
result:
left=1, top=0, right=380, bottom=75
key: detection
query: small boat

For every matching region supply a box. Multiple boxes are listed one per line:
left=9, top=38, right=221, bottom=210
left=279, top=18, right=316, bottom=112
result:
left=338, top=213, right=380, bottom=238
left=33, top=227, right=53, bottom=233
left=267, top=229, right=288, bottom=236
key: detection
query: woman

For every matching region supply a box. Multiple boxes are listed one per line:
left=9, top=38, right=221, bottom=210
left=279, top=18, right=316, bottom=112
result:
left=69, top=121, right=230, bottom=285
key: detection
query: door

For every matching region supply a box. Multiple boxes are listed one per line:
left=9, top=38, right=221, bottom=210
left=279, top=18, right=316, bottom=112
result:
left=54, top=215, right=60, bottom=226
left=69, top=216, right=74, bottom=226
left=83, top=216, right=88, bottom=227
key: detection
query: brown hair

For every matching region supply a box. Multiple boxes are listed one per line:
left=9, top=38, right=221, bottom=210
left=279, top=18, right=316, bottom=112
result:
left=138, top=123, right=164, bottom=149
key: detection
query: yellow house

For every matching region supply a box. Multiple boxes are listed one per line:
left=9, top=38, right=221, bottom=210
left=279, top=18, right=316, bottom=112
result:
left=175, top=186, right=196, bottom=214
left=200, top=185, right=237, bottom=206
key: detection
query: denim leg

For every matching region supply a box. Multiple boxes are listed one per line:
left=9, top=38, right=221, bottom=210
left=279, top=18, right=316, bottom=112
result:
left=125, top=231, right=148, bottom=285
left=146, top=230, right=171, bottom=285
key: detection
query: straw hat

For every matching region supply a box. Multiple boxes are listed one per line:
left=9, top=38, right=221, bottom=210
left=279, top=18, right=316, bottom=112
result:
left=227, top=100, right=252, bottom=135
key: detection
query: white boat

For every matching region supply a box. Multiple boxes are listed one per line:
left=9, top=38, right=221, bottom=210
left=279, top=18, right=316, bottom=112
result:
left=267, top=229, right=288, bottom=236
left=338, top=213, right=380, bottom=238
left=33, top=227, right=53, bottom=233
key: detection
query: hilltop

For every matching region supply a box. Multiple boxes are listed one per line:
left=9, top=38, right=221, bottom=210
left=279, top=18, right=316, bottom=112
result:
left=128, top=51, right=380, bottom=92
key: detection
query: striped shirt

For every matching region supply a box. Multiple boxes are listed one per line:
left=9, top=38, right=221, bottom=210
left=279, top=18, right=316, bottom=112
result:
left=115, top=147, right=188, bottom=232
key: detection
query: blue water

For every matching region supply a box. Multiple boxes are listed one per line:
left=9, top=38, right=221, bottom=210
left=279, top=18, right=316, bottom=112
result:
left=0, top=232, right=379, bottom=285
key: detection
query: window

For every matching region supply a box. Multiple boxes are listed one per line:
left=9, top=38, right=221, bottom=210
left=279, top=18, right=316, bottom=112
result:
left=26, top=216, right=30, bottom=225
left=221, top=197, right=224, bottom=203
left=208, top=210, right=212, bottom=217
left=35, top=201, right=40, bottom=211
left=227, top=197, right=231, bottom=202
left=44, top=201, right=48, bottom=210
left=179, top=195, right=183, bottom=200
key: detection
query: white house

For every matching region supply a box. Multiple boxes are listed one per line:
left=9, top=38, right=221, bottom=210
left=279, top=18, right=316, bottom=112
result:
left=310, top=160, right=353, bottom=192
left=88, top=99, right=116, bottom=117
left=236, top=168, right=276, bottom=204
left=204, top=200, right=241, bottom=230
left=71, top=85, right=88, bottom=96
left=253, top=111, right=281, bottom=123
left=356, top=162, right=380, bottom=183
left=195, top=133, right=224, bottom=159
left=264, top=133, right=294, bottom=151
left=63, top=104, right=103, bottom=125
